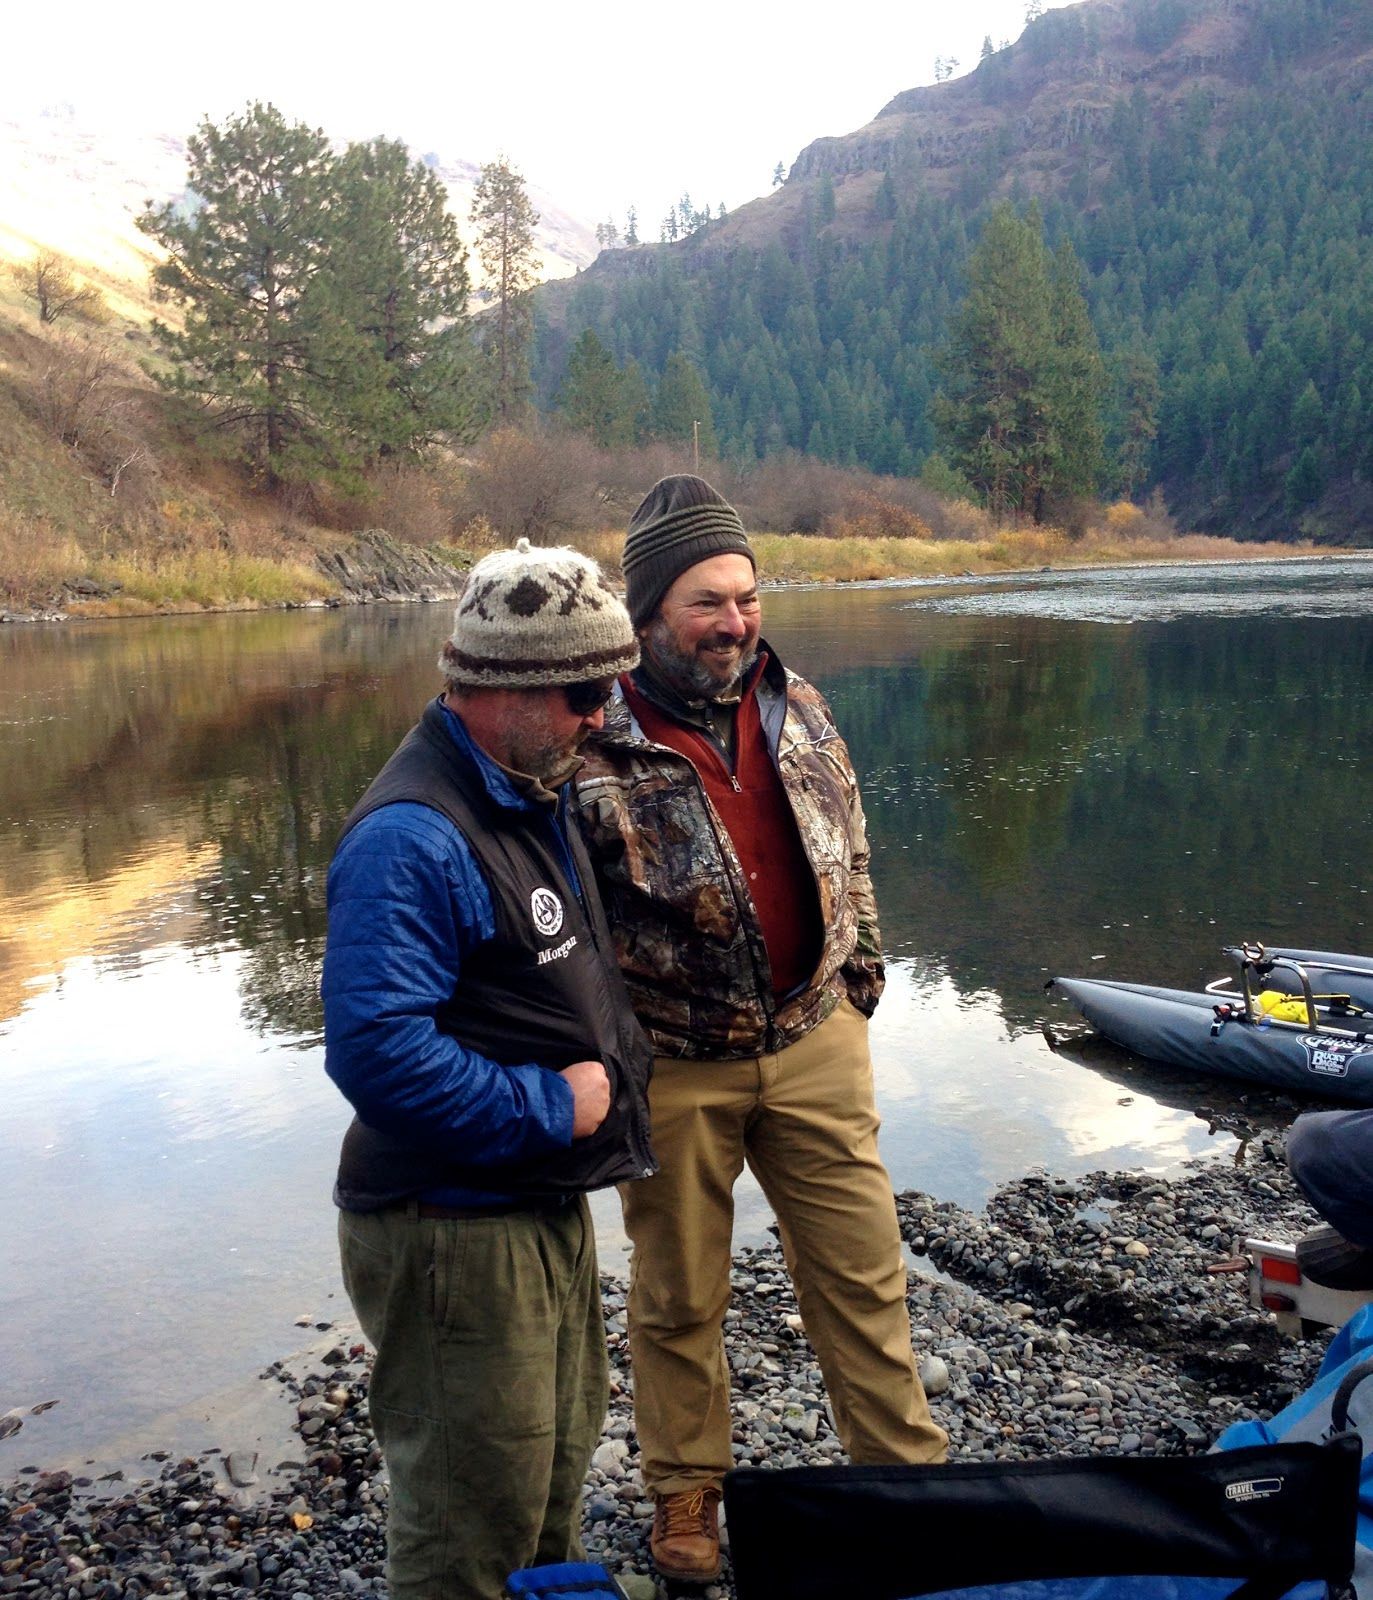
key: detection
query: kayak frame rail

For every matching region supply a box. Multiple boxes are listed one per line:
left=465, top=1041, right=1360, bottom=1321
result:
left=1205, top=952, right=1372, bottom=1042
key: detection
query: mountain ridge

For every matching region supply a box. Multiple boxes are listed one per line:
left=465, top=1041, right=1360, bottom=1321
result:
left=538, top=0, right=1373, bottom=538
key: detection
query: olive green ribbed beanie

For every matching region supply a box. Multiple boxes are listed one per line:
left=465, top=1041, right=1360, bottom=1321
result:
left=622, top=475, right=756, bottom=627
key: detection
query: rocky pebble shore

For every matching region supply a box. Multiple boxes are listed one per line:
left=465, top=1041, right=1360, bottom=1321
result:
left=1, top=1142, right=1334, bottom=1600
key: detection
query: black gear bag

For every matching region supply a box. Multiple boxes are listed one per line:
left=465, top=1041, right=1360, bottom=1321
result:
left=725, top=1438, right=1361, bottom=1600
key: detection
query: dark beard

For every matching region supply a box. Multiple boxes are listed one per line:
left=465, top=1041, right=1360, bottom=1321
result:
left=644, top=617, right=758, bottom=701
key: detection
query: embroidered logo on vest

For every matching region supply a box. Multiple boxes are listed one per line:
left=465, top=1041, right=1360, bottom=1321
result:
left=531, top=885, right=565, bottom=938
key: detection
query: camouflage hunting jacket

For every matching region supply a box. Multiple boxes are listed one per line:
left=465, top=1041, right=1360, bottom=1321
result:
left=574, top=646, right=885, bottom=1060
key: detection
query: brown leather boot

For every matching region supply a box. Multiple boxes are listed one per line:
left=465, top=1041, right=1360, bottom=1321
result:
left=649, top=1486, right=722, bottom=1581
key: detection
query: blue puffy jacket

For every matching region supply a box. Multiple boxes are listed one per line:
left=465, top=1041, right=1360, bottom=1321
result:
left=322, top=703, right=581, bottom=1208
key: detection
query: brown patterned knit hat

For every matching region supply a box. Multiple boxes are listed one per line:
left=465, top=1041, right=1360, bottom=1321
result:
left=439, top=539, right=639, bottom=689
left=622, top=474, right=755, bottom=626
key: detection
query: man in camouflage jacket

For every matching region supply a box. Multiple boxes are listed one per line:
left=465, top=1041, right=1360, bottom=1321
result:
left=575, top=475, right=947, bottom=1584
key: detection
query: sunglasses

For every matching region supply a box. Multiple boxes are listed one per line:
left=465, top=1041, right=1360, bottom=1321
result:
left=563, top=678, right=617, bottom=716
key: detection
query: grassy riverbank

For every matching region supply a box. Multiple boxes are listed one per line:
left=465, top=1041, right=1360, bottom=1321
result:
left=0, top=305, right=1328, bottom=619
left=3, top=520, right=1324, bottom=621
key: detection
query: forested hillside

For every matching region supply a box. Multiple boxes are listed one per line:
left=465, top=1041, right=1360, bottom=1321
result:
left=535, top=0, right=1373, bottom=539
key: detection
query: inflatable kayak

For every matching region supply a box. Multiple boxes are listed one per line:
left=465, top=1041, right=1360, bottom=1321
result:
left=1050, top=945, right=1373, bottom=1103
left=1222, top=946, right=1373, bottom=1013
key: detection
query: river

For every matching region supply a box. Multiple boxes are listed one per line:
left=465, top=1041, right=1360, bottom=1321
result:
left=2, top=557, right=1370, bottom=1470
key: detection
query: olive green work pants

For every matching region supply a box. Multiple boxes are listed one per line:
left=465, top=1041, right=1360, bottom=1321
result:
left=338, top=1196, right=607, bottom=1600
left=619, top=996, right=948, bottom=1497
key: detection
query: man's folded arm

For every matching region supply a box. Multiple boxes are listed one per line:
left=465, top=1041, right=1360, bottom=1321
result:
left=321, top=802, right=574, bottom=1164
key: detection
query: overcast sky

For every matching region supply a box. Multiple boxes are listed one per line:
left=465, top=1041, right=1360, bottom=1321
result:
left=12, top=0, right=1042, bottom=229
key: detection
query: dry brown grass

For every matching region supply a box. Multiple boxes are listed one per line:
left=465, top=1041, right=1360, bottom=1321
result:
left=0, top=518, right=88, bottom=606
left=577, top=521, right=1318, bottom=586
left=93, top=549, right=336, bottom=611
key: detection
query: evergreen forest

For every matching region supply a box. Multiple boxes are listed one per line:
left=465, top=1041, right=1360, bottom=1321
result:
left=535, top=0, right=1373, bottom=538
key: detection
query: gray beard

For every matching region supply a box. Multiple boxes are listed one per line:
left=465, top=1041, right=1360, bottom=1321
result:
left=645, top=617, right=758, bottom=702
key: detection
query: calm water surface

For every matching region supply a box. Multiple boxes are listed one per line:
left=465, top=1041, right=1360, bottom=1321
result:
left=3, top=558, right=1371, bottom=1467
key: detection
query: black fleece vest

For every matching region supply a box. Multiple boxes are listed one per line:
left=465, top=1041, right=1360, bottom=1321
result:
left=332, top=699, right=654, bottom=1210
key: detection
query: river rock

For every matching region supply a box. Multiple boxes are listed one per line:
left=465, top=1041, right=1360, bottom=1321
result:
left=0, top=1150, right=1336, bottom=1600
left=919, top=1355, right=951, bottom=1397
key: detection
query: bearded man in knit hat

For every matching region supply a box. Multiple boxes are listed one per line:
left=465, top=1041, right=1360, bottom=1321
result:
left=575, top=476, right=948, bottom=1582
left=322, top=539, right=655, bottom=1600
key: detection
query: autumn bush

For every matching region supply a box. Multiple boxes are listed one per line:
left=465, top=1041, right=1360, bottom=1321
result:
left=449, top=427, right=606, bottom=543
left=358, top=461, right=455, bottom=546
left=29, top=331, right=161, bottom=505
left=825, top=489, right=934, bottom=543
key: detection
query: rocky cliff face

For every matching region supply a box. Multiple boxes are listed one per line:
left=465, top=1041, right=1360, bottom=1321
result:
left=786, top=0, right=1371, bottom=198
left=314, top=531, right=470, bottom=606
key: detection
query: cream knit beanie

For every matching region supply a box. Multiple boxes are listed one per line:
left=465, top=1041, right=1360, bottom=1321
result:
left=439, top=538, right=639, bottom=688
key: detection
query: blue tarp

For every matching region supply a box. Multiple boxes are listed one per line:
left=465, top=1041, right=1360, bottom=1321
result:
left=1217, top=1302, right=1373, bottom=1598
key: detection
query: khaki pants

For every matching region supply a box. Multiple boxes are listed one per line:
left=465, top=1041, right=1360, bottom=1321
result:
left=620, top=997, right=948, bottom=1497
left=339, top=1197, right=607, bottom=1600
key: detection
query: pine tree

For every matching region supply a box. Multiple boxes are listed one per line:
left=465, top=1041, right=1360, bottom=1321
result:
left=137, top=102, right=352, bottom=488
left=1291, top=380, right=1324, bottom=449
left=1285, top=444, right=1323, bottom=511
left=331, top=137, right=480, bottom=459
left=558, top=328, right=632, bottom=446
left=620, top=358, right=653, bottom=443
left=654, top=352, right=717, bottom=458
left=1046, top=238, right=1106, bottom=499
left=1115, top=347, right=1160, bottom=498
left=934, top=204, right=1059, bottom=517
left=470, top=158, right=541, bottom=423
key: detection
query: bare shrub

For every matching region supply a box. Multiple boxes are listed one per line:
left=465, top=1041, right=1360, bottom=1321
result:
left=1044, top=493, right=1096, bottom=541
left=1091, top=493, right=1177, bottom=544
left=1140, top=488, right=1177, bottom=540
left=31, top=333, right=160, bottom=502
left=731, top=455, right=992, bottom=541
left=453, top=427, right=608, bottom=543
left=366, top=462, right=454, bottom=545
left=736, top=453, right=853, bottom=533
left=588, top=440, right=727, bottom=525
left=217, top=517, right=298, bottom=561
left=452, top=514, right=501, bottom=553
left=9, top=251, right=107, bottom=326
left=1099, top=500, right=1148, bottom=540
left=0, top=518, right=86, bottom=605
left=930, top=496, right=997, bottom=542
left=34, top=335, right=120, bottom=445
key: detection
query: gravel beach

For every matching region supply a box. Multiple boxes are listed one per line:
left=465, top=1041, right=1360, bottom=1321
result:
left=1, top=1139, right=1336, bottom=1600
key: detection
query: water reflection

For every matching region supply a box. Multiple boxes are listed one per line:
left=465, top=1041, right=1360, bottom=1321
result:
left=2, top=561, right=1371, bottom=1463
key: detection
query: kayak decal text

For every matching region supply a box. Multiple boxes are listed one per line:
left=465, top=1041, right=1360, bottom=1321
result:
left=1300, top=1035, right=1368, bottom=1078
